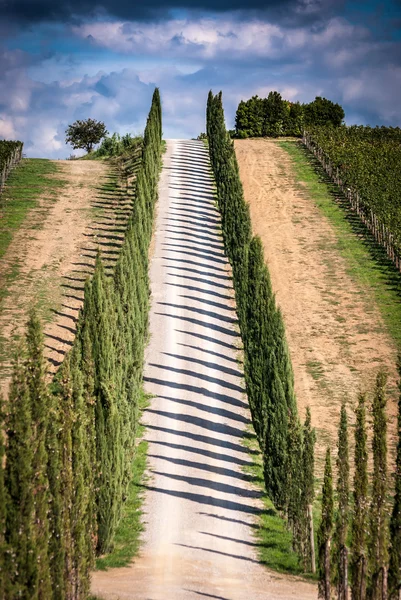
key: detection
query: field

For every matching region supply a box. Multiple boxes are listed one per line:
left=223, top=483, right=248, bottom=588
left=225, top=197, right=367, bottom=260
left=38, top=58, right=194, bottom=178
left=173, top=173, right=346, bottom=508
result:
left=0, top=158, right=134, bottom=394
left=235, top=137, right=399, bottom=474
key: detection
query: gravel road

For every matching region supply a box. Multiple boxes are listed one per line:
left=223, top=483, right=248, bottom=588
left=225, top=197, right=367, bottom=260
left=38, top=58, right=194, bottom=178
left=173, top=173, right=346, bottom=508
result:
left=91, top=139, right=316, bottom=600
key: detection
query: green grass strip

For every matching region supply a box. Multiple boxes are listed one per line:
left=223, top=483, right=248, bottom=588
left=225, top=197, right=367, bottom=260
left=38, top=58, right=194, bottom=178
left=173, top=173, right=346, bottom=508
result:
left=279, top=140, right=401, bottom=352
left=95, top=392, right=149, bottom=570
left=0, top=159, right=65, bottom=262
left=242, top=431, right=304, bottom=576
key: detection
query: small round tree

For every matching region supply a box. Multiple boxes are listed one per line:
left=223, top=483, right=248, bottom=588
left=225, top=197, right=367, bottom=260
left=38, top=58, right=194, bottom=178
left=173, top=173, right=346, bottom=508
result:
left=65, top=119, right=108, bottom=154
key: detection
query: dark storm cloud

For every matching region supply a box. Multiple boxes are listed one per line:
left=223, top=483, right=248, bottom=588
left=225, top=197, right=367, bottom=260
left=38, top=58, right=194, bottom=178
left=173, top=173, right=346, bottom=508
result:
left=1, top=0, right=341, bottom=24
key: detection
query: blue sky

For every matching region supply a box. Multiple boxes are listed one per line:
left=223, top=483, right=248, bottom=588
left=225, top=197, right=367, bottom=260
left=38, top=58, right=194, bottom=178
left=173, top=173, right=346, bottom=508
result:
left=0, top=0, right=400, bottom=157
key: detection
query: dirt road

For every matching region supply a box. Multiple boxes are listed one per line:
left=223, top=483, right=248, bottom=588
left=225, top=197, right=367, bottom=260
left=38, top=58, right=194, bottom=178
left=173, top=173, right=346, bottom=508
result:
left=0, top=159, right=132, bottom=393
left=235, top=138, right=398, bottom=472
left=91, top=140, right=316, bottom=599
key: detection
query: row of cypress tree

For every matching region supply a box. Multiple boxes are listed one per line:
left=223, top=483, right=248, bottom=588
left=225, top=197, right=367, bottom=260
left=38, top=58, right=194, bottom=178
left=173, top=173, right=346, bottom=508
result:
left=318, top=371, right=401, bottom=600
left=206, top=90, right=316, bottom=572
left=0, top=88, right=162, bottom=599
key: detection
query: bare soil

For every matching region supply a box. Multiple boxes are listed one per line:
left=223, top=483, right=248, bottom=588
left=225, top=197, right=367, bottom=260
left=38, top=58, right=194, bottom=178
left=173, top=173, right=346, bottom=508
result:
left=0, top=159, right=132, bottom=394
left=235, top=138, right=398, bottom=474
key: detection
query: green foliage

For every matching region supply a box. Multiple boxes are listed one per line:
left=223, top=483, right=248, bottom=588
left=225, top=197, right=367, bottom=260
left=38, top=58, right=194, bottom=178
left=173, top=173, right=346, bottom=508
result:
left=207, top=90, right=311, bottom=567
left=389, top=363, right=401, bottom=599
left=318, top=448, right=334, bottom=600
left=89, top=133, right=143, bottom=159
left=234, top=93, right=344, bottom=138
left=2, top=88, right=162, bottom=598
left=300, top=408, right=316, bottom=573
left=0, top=140, right=23, bottom=189
left=350, top=393, right=369, bottom=600
left=369, top=371, right=389, bottom=599
left=333, top=404, right=350, bottom=600
left=0, top=396, right=7, bottom=598
left=304, top=125, right=401, bottom=257
left=65, top=119, right=108, bottom=154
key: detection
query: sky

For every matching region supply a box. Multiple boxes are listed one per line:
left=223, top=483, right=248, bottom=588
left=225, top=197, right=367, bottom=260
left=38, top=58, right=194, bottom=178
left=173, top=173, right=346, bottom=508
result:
left=0, top=0, right=400, bottom=157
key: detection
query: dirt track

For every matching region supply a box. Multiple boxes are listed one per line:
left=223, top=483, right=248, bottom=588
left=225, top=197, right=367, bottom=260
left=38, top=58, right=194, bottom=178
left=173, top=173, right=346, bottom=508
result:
left=235, top=138, right=398, bottom=472
left=91, top=140, right=317, bottom=599
left=0, top=159, right=132, bottom=393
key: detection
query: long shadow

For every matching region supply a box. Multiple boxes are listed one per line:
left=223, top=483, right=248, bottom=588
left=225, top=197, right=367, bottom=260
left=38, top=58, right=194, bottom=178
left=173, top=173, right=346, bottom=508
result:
left=157, top=301, right=237, bottom=324
left=165, top=234, right=224, bottom=252
left=170, top=205, right=218, bottom=220
left=165, top=230, right=223, bottom=248
left=163, top=242, right=225, bottom=259
left=169, top=209, right=219, bottom=225
left=186, top=591, right=231, bottom=600
left=51, top=309, right=78, bottom=323
left=165, top=216, right=219, bottom=231
left=178, top=294, right=235, bottom=313
left=47, top=333, right=73, bottom=346
left=174, top=543, right=259, bottom=563
left=165, top=273, right=228, bottom=290
left=53, top=322, right=76, bottom=335
left=156, top=394, right=249, bottom=424
left=165, top=251, right=226, bottom=268
left=150, top=361, right=243, bottom=392
left=162, top=256, right=225, bottom=273
left=147, top=439, right=256, bottom=467
left=162, top=352, right=242, bottom=379
left=198, top=512, right=260, bottom=529
left=145, top=424, right=255, bottom=454
left=200, top=531, right=260, bottom=548
left=140, top=483, right=262, bottom=515
left=177, top=343, right=241, bottom=365
left=174, top=328, right=242, bottom=351
left=165, top=223, right=221, bottom=240
left=167, top=283, right=233, bottom=302
left=148, top=454, right=257, bottom=482
left=169, top=186, right=218, bottom=200
left=171, top=198, right=215, bottom=210
left=145, top=408, right=248, bottom=438
left=162, top=265, right=232, bottom=282
left=156, top=312, right=239, bottom=338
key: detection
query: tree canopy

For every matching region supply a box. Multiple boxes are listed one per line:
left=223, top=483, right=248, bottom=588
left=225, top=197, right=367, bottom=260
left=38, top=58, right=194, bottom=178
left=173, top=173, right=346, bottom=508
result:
left=65, top=118, right=108, bottom=153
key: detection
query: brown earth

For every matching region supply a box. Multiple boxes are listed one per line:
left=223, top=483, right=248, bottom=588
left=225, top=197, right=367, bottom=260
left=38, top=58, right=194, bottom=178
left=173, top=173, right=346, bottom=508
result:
left=0, top=159, right=133, bottom=395
left=235, top=138, right=398, bottom=474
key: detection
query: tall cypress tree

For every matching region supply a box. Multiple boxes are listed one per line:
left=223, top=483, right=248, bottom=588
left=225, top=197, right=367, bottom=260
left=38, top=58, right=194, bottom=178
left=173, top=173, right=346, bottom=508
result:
left=301, top=407, right=316, bottom=574
left=25, top=312, right=51, bottom=599
left=389, top=363, right=401, bottom=600
left=369, top=371, right=389, bottom=600
left=318, top=448, right=334, bottom=600
left=335, top=404, right=350, bottom=600
left=351, top=393, right=369, bottom=600
left=5, top=351, right=37, bottom=599
left=0, top=395, right=7, bottom=598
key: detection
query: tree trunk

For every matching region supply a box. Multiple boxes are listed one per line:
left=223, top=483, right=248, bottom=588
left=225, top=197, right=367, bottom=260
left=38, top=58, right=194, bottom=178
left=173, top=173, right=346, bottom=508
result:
left=324, top=540, right=331, bottom=600
left=338, top=546, right=348, bottom=600
left=308, top=503, right=316, bottom=574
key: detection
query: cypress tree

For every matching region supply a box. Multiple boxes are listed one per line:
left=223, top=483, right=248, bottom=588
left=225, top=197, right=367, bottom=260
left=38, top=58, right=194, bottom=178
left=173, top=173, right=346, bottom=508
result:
left=335, top=404, right=350, bottom=600
left=25, top=312, right=51, bottom=599
left=5, top=351, right=37, bottom=599
left=0, top=395, right=7, bottom=598
left=46, top=386, right=65, bottom=600
left=318, top=448, right=334, bottom=600
left=301, top=407, right=316, bottom=574
left=369, top=371, right=389, bottom=600
left=351, top=393, right=369, bottom=600
left=286, top=410, right=303, bottom=558
left=389, top=363, right=401, bottom=600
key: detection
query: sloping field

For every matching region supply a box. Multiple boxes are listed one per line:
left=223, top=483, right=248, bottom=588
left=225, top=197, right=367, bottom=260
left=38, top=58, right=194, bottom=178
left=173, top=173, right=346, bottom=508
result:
left=0, top=159, right=133, bottom=393
left=235, top=138, right=398, bottom=473
left=91, top=140, right=316, bottom=599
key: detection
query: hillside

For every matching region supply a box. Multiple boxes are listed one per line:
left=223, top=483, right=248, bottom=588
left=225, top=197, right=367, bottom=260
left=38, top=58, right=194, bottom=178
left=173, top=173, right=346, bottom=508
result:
left=235, top=138, right=399, bottom=474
